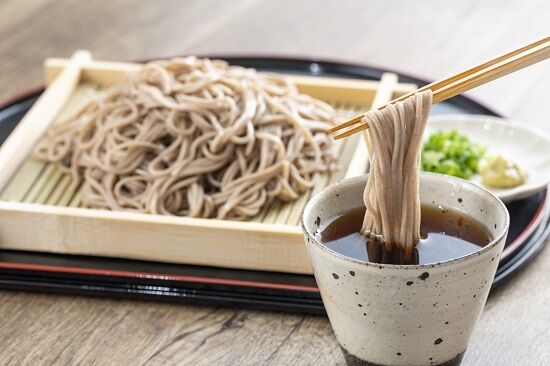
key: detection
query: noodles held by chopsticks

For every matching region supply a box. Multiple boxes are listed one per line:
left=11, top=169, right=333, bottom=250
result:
left=360, top=91, right=432, bottom=256
left=34, top=57, right=336, bottom=220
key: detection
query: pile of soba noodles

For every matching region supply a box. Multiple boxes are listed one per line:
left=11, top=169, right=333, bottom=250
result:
left=360, top=90, right=432, bottom=258
left=34, top=57, right=337, bottom=220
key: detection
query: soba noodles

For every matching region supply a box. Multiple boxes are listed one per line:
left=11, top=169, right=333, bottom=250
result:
left=360, top=91, right=432, bottom=256
left=34, top=57, right=336, bottom=220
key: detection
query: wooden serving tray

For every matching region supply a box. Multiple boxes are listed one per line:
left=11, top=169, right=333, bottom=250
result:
left=0, top=52, right=415, bottom=274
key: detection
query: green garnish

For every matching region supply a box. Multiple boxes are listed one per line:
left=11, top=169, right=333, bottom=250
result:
left=421, top=130, right=485, bottom=179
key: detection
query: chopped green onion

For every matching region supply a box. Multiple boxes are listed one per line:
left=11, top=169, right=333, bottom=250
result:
left=421, top=130, right=485, bottom=179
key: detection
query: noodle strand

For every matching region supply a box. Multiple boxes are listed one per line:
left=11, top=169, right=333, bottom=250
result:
left=35, top=57, right=337, bottom=220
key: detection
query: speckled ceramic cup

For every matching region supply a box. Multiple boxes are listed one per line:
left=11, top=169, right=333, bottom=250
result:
left=302, top=172, right=509, bottom=366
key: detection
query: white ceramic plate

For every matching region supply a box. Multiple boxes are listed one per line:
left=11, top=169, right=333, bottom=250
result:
left=426, top=115, right=550, bottom=202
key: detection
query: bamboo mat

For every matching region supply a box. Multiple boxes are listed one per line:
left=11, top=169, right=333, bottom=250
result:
left=0, top=83, right=365, bottom=227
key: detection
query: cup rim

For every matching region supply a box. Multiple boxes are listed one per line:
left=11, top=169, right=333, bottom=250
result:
left=301, top=172, right=510, bottom=269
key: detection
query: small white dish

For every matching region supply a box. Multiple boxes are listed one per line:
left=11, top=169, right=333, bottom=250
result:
left=426, top=115, right=550, bottom=202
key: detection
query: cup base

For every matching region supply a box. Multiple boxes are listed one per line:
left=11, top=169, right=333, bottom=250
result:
left=341, top=347, right=464, bottom=366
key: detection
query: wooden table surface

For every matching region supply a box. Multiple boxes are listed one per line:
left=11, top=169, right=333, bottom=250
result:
left=1, top=1, right=549, bottom=365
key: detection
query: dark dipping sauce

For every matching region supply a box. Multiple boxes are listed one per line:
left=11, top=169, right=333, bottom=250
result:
left=316, top=206, right=492, bottom=265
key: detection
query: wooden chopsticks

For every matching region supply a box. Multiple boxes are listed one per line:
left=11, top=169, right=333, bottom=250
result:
left=330, top=36, right=550, bottom=140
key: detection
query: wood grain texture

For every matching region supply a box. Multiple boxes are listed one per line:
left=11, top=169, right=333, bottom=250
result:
left=0, top=0, right=549, bottom=365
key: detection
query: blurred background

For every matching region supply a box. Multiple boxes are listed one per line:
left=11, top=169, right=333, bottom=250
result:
left=1, top=0, right=549, bottom=127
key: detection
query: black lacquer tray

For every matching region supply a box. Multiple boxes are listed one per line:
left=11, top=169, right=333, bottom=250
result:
left=0, top=57, right=547, bottom=314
